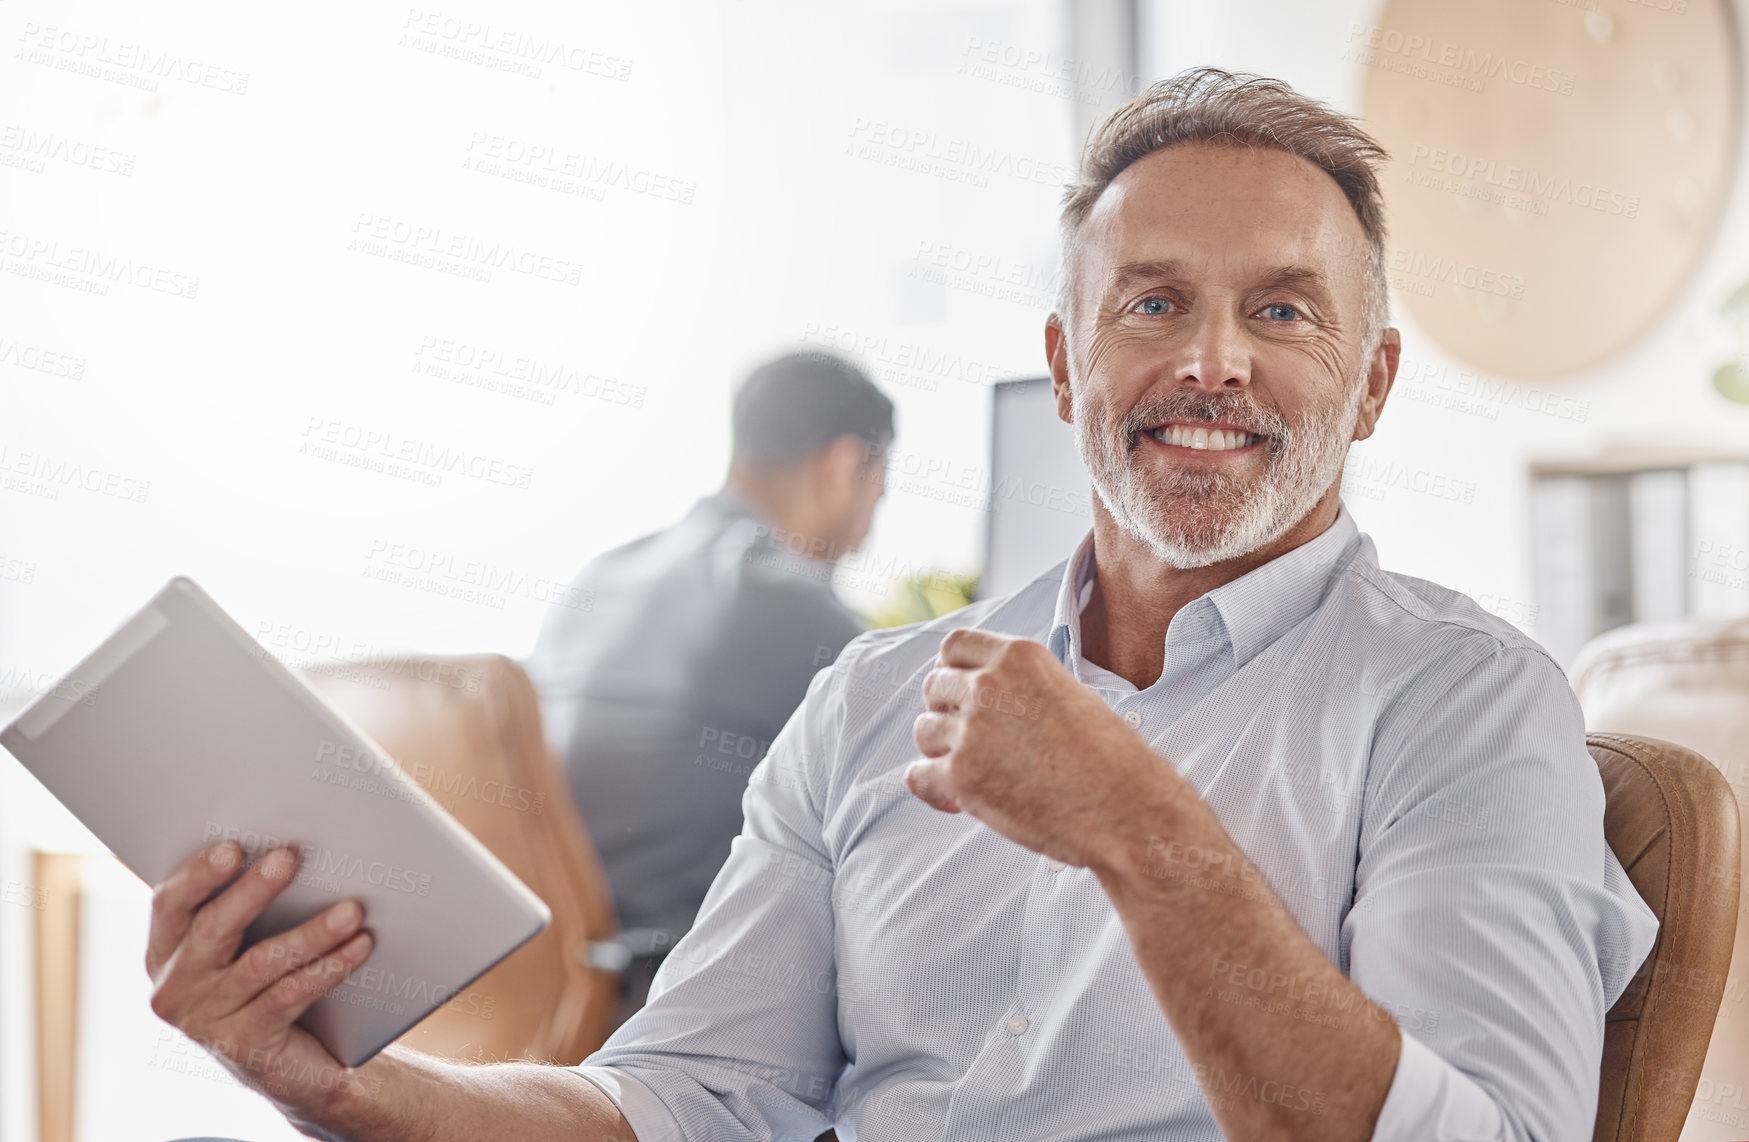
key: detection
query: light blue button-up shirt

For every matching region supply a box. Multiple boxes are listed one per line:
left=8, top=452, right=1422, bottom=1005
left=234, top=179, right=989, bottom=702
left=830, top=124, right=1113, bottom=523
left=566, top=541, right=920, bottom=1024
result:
left=577, top=505, right=1659, bottom=1141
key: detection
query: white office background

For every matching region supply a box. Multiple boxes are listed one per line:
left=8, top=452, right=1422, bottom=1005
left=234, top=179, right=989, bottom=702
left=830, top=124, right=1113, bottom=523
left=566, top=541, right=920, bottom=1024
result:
left=3, top=2, right=1749, bottom=1140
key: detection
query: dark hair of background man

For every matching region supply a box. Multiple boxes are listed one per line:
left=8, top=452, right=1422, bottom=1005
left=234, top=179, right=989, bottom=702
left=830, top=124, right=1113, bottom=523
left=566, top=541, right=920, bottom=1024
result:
left=731, top=352, right=896, bottom=467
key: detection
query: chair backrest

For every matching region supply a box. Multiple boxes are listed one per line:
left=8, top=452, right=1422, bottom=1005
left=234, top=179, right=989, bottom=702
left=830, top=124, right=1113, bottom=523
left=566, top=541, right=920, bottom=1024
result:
left=301, top=653, right=619, bottom=1065
left=1575, top=621, right=1749, bottom=1142
left=1585, top=730, right=1739, bottom=1142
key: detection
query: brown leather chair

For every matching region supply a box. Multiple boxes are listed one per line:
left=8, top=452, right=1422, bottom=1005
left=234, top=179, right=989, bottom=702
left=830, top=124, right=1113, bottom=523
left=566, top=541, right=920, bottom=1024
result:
left=1576, top=624, right=1749, bottom=1142
left=301, top=653, right=620, bottom=1065
left=1586, top=733, right=1739, bottom=1142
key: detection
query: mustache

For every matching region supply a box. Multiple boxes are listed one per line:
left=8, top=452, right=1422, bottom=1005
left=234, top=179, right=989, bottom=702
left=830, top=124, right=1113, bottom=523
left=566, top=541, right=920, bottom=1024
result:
left=1118, top=391, right=1291, bottom=450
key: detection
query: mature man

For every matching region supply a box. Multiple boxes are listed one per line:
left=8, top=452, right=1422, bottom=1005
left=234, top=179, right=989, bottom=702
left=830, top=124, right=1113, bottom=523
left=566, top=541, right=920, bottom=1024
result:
left=145, top=69, right=1655, bottom=1142
left=522, top=350, right=891, bottom=1019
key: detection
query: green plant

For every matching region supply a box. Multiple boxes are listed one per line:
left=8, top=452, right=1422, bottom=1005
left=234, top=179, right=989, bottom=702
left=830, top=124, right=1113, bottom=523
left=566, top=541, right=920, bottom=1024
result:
left=857, top=569, right=981, bottom=629
left=1713, top=277, right=1749, bottom=403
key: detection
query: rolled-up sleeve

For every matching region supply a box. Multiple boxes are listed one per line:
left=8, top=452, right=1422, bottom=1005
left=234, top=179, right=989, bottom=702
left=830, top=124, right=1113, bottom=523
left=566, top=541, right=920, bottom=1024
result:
left=1371, top=1029, right=1506, bottom=1140
left=575, top=651, right=852, bottom=1142
left=1347, top=643, right=1660, bottom=1142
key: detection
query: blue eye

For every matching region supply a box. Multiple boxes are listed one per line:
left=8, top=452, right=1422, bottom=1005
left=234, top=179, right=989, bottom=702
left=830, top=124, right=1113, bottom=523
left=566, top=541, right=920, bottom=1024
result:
left=1136, top=297, right=1171, bottom=315
left=1264, top=303, right=1300, bottom=321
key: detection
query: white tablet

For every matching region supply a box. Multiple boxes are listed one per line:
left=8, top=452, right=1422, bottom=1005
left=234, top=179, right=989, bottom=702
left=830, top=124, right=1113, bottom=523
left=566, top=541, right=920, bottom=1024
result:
left=0, top=577, right=552, bottom=1068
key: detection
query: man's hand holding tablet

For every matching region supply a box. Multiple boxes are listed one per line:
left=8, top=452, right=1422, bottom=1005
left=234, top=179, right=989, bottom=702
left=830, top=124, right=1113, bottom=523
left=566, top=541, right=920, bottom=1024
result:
left=146, top=841, right=376, bottom=1123
left=2, top=578, right=641, bottom=1139
left=142, top=841, right=649, bottom=1141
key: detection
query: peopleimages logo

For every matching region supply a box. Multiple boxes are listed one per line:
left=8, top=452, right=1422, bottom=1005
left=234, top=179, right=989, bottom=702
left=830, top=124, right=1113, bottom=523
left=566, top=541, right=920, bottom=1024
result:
left=15, top=22, right=251, bottom=94
left=0, top=229, right=200, bottom=299
left=398, top=8, right=632, bottom=81
left=314, top=739, right=546, bottom=815
left=201, top=823, right=433, bottom=896
left=0, top=125, right=136, bottom=176
left=349, top=212, right=584, bottom=287
left=299, top=417, right=535, bottom=490
left=1343, top=22, right=1577, bottom=95
left=1405, top=144, right=1639, bottom=219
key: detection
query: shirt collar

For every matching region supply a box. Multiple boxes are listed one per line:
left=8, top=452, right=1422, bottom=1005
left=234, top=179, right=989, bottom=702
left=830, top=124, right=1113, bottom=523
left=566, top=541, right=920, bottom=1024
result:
left=1207, top=505, right=1363, bottom=665
left=694, top=488, right=761, bottom=522
left=695, top=489, right=839, bottom=578
left=1047, top=504, right=1364, bottom=677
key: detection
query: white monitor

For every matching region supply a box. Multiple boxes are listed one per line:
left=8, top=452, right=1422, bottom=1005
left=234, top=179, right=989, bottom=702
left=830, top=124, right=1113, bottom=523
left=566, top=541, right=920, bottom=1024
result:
left=981, top=376, right=1096, bottom=600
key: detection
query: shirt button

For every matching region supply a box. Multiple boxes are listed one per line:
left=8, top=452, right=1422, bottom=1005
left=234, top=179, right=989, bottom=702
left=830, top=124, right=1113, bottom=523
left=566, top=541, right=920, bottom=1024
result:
left=1123, top=710, right=1143, bottom=729
left=1006, top=1014, right=1029, bottom=1036
left=1047, top=858, right=1068, bottom=871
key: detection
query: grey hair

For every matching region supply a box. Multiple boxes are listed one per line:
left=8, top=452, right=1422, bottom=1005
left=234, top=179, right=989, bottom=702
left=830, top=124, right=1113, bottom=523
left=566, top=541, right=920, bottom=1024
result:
left=1054, top=67, right=1391, bottom=354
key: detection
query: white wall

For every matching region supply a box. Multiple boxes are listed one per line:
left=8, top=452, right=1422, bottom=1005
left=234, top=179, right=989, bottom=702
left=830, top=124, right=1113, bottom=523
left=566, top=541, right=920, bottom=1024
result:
left=0, top=2, right=1071, bottom=1138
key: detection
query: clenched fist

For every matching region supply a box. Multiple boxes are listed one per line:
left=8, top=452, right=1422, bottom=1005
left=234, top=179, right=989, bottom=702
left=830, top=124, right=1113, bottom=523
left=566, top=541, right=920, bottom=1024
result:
left=904, top=629, right=1186, bottom=871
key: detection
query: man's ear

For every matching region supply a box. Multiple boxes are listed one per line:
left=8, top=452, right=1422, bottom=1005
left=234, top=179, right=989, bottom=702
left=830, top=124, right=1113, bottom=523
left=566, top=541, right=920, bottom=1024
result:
left=1045, top=315, right=1074, bottom=426
left=822, top=433, right=875, bottom=502
left=1352, top=328, right=1401, bottom=443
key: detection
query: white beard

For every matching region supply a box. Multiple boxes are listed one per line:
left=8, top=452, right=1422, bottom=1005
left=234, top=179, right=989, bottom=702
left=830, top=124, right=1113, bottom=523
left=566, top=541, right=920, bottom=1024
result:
left=1071, top=372, right=1367, bottom=569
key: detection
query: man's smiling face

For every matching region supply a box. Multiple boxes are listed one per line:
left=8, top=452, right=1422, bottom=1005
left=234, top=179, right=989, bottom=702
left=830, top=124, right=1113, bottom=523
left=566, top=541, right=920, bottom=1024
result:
left=1049, top=141, right=1396, bottom=569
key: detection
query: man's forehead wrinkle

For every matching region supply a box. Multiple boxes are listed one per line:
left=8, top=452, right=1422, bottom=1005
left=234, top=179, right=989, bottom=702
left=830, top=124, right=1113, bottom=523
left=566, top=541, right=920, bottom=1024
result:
left=1107, top=258, right=1188, bottom=286
left=1254, top=262, right=1336, bottom=292
left=1101, top=255, right=1334, bottom=295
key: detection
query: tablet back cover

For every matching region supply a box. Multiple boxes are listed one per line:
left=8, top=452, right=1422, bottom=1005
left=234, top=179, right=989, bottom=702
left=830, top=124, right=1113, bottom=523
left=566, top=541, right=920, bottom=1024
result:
left=0, top=577, right=551, bottom=1067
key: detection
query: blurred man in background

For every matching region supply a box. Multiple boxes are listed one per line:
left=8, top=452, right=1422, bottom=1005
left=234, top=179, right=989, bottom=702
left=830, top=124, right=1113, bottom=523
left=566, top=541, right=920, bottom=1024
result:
left=523, top=350, right=893, bottom=1023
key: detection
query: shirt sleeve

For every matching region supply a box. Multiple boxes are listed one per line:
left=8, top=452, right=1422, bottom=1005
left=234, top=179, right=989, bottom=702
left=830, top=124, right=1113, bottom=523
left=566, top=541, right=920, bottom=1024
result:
left=1372, top=1031, right=1505, bottom=1141
left=575, top=1065, right=686, bottom=1142
left=1346, top=642, right=1660, bottom=1142
left=573, top=644, right=853, bottom=1141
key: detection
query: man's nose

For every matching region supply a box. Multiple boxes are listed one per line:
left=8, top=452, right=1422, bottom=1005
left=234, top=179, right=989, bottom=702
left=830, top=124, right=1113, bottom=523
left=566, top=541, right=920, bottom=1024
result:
left=1173, top=310, right=1252, bottom=391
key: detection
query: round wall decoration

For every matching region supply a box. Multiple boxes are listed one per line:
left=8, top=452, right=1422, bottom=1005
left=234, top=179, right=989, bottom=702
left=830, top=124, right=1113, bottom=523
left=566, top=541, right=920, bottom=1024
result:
left=1357, top=0, right=1739, bottom=378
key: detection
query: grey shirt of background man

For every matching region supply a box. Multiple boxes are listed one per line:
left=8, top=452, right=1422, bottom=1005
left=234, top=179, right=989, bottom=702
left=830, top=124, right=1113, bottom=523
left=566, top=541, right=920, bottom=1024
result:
left=523, top=489, right=863, bottom=946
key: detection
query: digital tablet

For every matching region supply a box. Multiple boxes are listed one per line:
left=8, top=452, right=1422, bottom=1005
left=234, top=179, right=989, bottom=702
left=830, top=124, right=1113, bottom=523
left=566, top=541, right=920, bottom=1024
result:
left=0, top=577, right=552, bottom=1068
